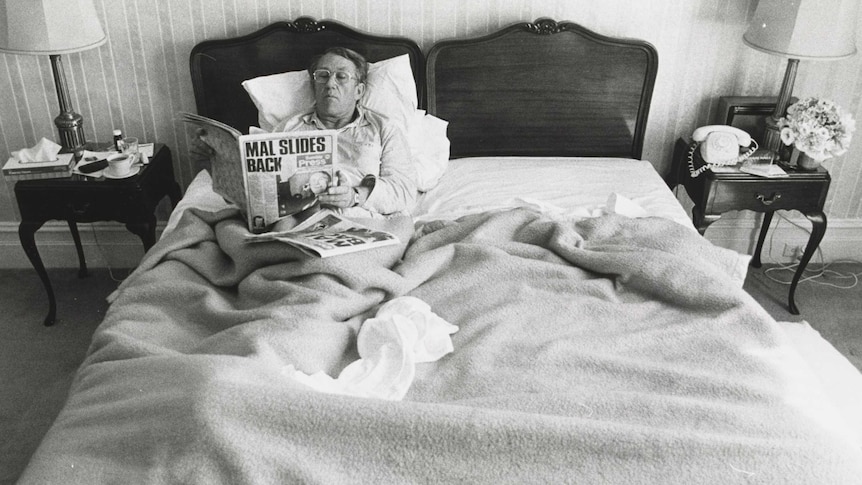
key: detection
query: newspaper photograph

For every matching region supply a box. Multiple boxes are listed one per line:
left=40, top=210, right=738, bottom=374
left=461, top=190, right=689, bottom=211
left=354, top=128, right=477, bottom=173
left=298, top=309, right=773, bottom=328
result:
left=245, top=209, right=400, bottom=258
left=179, top=112, right=337, bottom=233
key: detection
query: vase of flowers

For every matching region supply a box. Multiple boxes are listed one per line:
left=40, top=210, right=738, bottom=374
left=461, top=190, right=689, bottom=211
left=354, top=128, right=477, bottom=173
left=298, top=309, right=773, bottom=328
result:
left=778, top=97, right=855, bottom=170
left=790, top=149, right=821, bottom=170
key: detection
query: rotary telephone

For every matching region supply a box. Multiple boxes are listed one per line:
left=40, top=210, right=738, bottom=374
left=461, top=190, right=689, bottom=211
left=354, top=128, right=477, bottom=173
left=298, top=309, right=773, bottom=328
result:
left=687, top=125, right=758, bottom=177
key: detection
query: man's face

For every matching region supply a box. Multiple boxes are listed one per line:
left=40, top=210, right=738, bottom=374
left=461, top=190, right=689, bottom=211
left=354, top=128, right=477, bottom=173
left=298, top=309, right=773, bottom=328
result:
left=312, top=53, right=365, bottom=121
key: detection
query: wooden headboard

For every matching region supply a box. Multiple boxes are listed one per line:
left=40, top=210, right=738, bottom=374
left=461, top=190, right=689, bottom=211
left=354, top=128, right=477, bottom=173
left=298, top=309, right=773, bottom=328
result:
left=190, top=17, right=424, bottom=134
left=426, top=18, right=658, bottom=160
left=190, top=17, right=656, bottom=159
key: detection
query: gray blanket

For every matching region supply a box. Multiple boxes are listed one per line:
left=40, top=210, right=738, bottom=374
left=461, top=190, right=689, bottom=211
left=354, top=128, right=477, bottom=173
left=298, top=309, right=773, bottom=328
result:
left=20, top=207, right=862, bottom=484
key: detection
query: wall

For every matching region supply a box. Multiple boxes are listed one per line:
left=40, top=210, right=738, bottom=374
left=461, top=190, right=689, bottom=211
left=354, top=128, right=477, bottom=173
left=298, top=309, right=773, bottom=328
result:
left=1, top=0, right=861, bottom=268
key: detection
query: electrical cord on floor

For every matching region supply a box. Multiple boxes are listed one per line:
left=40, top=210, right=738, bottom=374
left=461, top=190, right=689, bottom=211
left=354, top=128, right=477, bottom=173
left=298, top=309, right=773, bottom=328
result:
left=760, top=212, right=862, bottom=289
left=88, top=223, right=133, bottom=283
left=763, top=258, right=862, bottom=288
left=671, top=184, right=862, bottom=289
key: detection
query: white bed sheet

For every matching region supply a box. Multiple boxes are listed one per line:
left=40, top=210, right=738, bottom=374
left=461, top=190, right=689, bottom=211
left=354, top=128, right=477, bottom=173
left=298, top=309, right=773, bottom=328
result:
left=166, top=157, right=693, bottom=234
left=779, top=320, right=862, bottom=447
left=414, top=157, right=695, bottom=229
left=164, top=165, right=862, bottom=448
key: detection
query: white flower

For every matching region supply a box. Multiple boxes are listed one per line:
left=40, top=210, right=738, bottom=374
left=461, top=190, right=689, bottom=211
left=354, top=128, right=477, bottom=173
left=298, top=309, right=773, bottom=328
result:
left=778, top=97, right=856, bottom=161
left=780, top=127, right=796, bottom=145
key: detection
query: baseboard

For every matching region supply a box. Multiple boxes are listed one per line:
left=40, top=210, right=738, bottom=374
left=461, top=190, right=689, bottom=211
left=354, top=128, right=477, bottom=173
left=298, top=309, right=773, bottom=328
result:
left=0, top=221, right=165, bottom=269
left=702, top=214, right=862, bottom=264
left=1, top=215, right=860, bottom=269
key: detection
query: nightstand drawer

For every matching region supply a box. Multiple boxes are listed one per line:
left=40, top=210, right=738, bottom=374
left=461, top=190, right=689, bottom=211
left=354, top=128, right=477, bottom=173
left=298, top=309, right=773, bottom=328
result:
left=709, top=179, right=827, bottom=214
left=17, top=185, right=146, bottom=223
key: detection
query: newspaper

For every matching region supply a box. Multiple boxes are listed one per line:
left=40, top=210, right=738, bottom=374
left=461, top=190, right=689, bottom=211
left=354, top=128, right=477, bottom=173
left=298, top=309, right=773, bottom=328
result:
left=245, top=209, right=400, bottom=258
left=179, top=112, right=337, bottom=233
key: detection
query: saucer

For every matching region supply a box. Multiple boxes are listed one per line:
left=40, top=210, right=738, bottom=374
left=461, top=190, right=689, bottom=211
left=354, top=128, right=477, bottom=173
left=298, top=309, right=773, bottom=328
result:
left=103, top=165, right=141, bottom=179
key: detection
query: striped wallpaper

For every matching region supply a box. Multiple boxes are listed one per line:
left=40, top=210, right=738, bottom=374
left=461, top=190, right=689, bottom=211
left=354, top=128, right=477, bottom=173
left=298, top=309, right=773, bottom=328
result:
left=2, top=0, right=862, bottom=225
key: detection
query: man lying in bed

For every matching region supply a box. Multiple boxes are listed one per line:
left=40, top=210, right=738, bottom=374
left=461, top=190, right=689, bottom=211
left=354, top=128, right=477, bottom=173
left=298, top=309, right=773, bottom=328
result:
left=194, top=47, right=418, bottom=226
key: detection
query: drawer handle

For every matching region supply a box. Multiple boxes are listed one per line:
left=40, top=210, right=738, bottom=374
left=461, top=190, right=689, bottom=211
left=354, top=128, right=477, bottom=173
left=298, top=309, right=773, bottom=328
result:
left=756, top=193, right=782, bottom=206
left=69, top=202, right=91, bottom=216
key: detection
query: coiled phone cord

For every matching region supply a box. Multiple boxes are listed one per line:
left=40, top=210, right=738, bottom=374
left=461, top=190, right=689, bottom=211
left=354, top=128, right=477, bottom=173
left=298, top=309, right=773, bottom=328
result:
left=687, top=140, right=759, bottom=178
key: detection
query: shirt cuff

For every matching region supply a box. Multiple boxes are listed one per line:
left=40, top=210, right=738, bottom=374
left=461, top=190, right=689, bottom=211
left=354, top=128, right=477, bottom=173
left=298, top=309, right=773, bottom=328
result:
left=360, top=174, right=377, bottom=192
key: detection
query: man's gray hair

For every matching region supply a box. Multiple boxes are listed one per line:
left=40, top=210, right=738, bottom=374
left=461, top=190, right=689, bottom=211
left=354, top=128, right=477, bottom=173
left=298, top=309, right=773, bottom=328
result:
left=309, top=47, right=368, bottom=83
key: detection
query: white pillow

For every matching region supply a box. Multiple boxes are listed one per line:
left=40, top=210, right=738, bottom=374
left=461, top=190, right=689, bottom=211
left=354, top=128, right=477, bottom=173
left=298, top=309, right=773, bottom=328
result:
left=406, top=109, right=450, bottom=191
left=241, top=73, right=314, bottom=132
left=242, top=54, right=418, bottom=132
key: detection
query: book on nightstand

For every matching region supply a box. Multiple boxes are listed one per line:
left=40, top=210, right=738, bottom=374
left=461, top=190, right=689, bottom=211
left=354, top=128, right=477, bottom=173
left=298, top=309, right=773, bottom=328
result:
left=737, top=149, right=787, bottom=178
left=2, top=153, right=76, bottom=181
left=739, top=158, right=788, bottom=178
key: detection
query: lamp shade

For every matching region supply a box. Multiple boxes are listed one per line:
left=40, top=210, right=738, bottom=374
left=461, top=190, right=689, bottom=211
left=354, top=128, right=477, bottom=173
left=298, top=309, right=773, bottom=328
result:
left=0, top=0, right=107, bottom=55
left=744, top=0, right=858, bottom=60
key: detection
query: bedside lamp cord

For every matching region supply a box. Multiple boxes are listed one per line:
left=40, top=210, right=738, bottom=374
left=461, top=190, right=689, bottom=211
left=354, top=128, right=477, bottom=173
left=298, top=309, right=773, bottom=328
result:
left=89, top=224, right=132, bottom=283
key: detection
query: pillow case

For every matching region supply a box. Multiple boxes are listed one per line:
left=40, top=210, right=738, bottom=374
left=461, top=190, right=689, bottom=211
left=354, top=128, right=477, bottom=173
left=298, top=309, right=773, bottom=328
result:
left=406, top=110, right=450, bottom=191
left=241, top=73, right=313, bottom=132
left=242, top=54, right=418, bottom=132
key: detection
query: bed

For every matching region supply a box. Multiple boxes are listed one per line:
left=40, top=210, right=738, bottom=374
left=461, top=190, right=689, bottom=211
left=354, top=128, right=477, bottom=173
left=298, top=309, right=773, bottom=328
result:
left=19, top=17, right=862, bottom=484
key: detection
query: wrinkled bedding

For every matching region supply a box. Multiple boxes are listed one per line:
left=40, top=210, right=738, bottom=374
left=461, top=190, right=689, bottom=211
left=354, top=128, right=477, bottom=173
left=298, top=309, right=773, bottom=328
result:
left=19, top=207, right=862, bottom=484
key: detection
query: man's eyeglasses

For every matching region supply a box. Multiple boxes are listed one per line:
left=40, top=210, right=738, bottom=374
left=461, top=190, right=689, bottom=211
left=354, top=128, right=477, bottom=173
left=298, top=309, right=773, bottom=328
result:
left=312, top=69, right=359, bottom=84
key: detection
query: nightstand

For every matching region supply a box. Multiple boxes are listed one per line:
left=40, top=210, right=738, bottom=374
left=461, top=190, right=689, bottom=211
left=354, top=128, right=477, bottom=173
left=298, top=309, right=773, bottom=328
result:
left=14, top=143, right=182, bottom=326
left=671, top=138, right=830, bottom=315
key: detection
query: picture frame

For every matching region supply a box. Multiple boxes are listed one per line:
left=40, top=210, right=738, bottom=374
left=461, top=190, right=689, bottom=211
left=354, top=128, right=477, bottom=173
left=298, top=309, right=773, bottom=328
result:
left=715, top=96, right=779, bottom=146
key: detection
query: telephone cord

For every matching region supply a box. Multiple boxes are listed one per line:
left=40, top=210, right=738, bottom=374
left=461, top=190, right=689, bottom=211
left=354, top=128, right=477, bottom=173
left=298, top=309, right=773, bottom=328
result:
left=687, top=140, right=759, bottom=178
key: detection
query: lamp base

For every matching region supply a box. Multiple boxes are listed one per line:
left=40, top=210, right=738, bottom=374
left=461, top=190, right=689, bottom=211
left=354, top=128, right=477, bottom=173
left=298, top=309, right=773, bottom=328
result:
left=763, top=58, right=800, bottom=159
left=49, top=54, right=86, bottom=158
left=55, top=110, right=86, bottom=156
left=761, top=117, right=790, bottom=161
left=763, top=116, right=782, bottom=153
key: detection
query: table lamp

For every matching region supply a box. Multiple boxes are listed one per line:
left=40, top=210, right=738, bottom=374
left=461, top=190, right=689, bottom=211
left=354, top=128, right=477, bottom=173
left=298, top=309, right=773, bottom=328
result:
left=743, top=0, right=858, bottom=155
left=0, top=0, right=107, bottom=155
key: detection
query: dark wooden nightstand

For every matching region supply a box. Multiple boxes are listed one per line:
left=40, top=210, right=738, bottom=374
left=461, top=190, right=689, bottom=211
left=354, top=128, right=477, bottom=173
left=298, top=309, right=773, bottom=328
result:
left=14, top=143, right=182, bottom=326
left=671, top=138, right=830, bottom=315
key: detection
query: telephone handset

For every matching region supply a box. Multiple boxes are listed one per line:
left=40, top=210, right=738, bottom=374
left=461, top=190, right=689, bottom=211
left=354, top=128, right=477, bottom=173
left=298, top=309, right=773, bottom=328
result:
left=688, top=125, right=758, bottom=177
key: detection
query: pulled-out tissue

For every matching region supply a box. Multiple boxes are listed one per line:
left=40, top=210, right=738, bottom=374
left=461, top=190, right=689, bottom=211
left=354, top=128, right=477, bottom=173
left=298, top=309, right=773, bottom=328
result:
left=11, top=138, right=62, bottom=163
left=285, top=296, right=459, bottom=400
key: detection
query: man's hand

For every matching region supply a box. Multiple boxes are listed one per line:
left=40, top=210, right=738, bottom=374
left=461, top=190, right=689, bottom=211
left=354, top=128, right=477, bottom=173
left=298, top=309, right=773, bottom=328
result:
left=319, top=185, right=353, bottom=208
left=319, top=170, right=354, bottom=208
left=190, top=128, right=215, bottom=165
left=319, top=170, right=368, bottom=209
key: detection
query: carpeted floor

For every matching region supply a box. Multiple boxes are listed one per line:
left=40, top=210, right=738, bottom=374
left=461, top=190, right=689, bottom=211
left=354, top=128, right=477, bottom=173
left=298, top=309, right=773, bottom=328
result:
left=743, top=262, right=862, bottom=371
left=0, top=268, right=121, bottom=484
left=0, top=263, right=860, bottom=483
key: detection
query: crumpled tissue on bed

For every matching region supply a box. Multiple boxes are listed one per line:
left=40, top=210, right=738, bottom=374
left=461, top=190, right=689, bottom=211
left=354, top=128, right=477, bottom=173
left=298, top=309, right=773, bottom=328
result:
left=515, top=192, right=649, bottom=221
left=284, top=296, right=458, bottom=400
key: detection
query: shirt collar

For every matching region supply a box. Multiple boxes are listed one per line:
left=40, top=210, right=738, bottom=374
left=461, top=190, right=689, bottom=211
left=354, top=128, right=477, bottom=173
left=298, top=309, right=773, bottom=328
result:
left=303, top=105, right=370, bottom=131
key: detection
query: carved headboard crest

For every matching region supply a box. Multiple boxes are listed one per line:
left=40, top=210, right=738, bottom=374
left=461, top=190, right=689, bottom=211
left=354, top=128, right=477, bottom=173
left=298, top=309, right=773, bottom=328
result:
left=291, top=16, right=327, bottom=33
left=524, top=18, right=567, bottom=35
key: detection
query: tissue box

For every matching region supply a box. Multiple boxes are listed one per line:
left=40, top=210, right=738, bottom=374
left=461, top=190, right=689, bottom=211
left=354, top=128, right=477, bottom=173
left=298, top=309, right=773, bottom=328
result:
left=2, top=153, right=76, bottom=181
